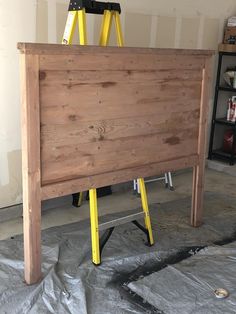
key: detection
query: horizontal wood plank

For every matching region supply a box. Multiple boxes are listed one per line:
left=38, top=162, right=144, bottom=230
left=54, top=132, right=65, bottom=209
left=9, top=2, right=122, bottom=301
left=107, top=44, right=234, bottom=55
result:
left=41, top=109, right=200, bottom=147
left=41, top=129, right=198, bottom=184
left=39, top=69, right=203, bottom=85
left=18, top=43, right=214, bottom=56
left=40, top=80, right=202, bottom=124
left=41, top=155, right=199, bottom=200
left=39, top=54, right=205, bottom=71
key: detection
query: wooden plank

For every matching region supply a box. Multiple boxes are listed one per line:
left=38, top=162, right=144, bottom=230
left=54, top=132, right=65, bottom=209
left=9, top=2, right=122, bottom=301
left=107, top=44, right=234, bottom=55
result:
left=41, top=111, right=199, bottom=151
left=40, top=109, right=200, bottom=147
left=191, top=58, right=212, bottom=227
left=40, top=80, right=202, bottom=124
left=41, top=155, right=199, bottom=200
left=39, top=69, right=203, bottom=85
left=17, top=42, right=214, bottom=56
left=41, top=128, right=199, bottom=185
left=20, top=54, right=42, bottom=284
left=218, top=43, right=236, bottom=53
left=39, top=53, right=206, bottom=71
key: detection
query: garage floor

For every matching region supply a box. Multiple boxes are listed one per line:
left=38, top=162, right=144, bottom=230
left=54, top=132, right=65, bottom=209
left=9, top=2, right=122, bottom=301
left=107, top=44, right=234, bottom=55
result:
left=1, top=168, right=236, bottom=313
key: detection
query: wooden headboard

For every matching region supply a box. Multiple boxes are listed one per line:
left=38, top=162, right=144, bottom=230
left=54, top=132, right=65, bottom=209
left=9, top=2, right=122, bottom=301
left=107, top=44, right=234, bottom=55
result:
left=18, top=43, right=213, bottom=284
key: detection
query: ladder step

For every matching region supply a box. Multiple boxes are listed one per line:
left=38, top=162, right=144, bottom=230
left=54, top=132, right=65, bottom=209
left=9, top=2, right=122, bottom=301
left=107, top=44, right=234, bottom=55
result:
left=99, top=212, right=144, bottom=231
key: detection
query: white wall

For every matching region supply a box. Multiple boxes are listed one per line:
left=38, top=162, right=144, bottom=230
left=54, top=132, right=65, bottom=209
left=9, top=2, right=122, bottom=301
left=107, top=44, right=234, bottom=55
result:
left=0, top=0, right=236, bottom=209
left=0, top=0, right=36, bottom=207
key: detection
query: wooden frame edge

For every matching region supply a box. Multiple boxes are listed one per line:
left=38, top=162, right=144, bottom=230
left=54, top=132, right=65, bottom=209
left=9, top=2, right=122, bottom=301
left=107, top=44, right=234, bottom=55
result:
left=191, top=57, right=212, bottom=227
left=21, top=54, right=42, bottom=284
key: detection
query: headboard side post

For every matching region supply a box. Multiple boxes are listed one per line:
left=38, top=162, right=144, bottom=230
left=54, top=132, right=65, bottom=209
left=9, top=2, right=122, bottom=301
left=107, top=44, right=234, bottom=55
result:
left=20, top=53, right=42, bottom=284
left=191, top=57, right=212, bottom=227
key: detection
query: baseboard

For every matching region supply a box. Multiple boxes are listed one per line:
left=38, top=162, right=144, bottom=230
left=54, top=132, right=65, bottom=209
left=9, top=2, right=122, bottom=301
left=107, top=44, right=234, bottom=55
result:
left=0, top=195, right=75, bottom=223
left=0, top=203, right=23, bottom=223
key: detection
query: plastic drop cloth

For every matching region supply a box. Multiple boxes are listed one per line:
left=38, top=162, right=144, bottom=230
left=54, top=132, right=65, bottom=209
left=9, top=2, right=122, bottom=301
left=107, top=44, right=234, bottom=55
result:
left=128, top=243, right=236, bottom=314
left=0, top=192, right=236, bottom=313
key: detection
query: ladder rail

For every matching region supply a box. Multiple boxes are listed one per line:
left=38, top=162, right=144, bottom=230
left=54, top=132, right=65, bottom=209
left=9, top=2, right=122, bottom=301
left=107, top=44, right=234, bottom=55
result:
left=62, top=2, right=154, bottom=265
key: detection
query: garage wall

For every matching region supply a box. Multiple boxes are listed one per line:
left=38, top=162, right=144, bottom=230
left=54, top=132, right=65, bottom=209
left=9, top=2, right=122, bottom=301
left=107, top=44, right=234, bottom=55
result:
left=0, top=0, right=36, bottom=208
left=0, top=0, right=236, bottom=209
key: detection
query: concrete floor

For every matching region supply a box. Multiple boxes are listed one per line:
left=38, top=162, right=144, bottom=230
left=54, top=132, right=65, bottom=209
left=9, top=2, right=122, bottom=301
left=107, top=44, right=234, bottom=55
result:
left=0, top=168, right=235, bottom=241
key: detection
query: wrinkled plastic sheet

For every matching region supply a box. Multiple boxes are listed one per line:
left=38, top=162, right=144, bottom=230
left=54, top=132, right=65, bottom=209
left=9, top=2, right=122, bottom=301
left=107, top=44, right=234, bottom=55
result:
left=1, top=192, right=236, bottom=313
left=128, top=243, right=236, bottom=314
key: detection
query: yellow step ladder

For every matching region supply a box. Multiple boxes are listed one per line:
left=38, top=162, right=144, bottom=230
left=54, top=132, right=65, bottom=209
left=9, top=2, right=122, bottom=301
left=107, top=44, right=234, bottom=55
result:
left=62, top=0, right=154, bottom=265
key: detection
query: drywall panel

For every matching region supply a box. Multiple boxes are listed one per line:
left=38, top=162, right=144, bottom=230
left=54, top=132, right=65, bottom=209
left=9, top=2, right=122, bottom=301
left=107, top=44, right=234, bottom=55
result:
left=0, top=0, right=36, bottom=209
left=119, top=0, right=236, bottom=17
left=202, top=18, right=220, bottom=50
left=56, top=2, right=68, bottom=44
left=180, top=17, right=200, bottom=49
left=36, top=0, right=48, bottom=43
left=125, top=13, right=152, bottom=47
left=156, top=16, right=176, bottom=48
left=0, top=151, right=22, bottom=207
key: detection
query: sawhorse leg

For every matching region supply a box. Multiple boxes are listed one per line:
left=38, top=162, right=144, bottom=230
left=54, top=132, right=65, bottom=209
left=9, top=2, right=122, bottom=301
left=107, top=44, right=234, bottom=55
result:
left=89, top=179, right=154, bottom=265
left=89, top=189, right=101, bottom=265
left=99, top=10, right=113, bottom=46
left=78, top=8, right=87, bottom=45
left=72, top=192, right=83, bottom=207
left=138, top=178, right=154, bottom=245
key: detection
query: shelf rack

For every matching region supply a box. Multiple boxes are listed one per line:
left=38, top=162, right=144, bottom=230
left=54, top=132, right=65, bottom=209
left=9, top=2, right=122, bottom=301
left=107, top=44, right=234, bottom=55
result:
left=208, top=44, right=236, bottom=165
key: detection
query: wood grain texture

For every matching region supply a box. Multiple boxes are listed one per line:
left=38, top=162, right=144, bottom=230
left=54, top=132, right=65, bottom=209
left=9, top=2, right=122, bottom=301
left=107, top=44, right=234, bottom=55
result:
left=38, top=56, right=203, bottom=186
left=218, top=43, right=236, bottom=53
left=18, top=43, right=213, bottom=284
left=41, top=155, right=198, bottom=200
left=191, top=58, right=212, bottom=227
left=20, top=54, right=42, bottom=285
left=17, top=43, right=213, bottom=56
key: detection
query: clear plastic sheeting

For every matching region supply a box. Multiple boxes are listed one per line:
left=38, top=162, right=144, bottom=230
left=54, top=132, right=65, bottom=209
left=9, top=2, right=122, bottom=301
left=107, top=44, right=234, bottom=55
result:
left=0, top=192, right=236, bottom=313
left=128, top=244, right=236, bottom=314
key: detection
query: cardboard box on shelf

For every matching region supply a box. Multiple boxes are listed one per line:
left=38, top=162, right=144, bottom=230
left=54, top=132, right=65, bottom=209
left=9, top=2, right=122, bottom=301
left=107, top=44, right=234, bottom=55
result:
left=224, top=27, right=236, bottom=44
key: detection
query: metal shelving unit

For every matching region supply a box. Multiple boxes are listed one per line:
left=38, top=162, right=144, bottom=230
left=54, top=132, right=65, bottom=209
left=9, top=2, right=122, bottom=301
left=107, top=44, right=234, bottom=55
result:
left=208, top=44, right=236, bottom=165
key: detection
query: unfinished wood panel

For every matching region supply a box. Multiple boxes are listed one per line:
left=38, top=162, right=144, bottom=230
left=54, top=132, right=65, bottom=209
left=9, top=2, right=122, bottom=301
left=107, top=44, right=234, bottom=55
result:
left=42, top=134, right=198, bottom=185
left=40, top=78, right=202, bottom=122
left=39, top=60, right=202, bottom=185
left=18, top=43, right=213, bottom=284
left=41, top=155, right=198, bottom=200
left=41, top=109, right=200, bottom=147
left=40, top=53, right=205, bottom=72
left=20, top=54, right=41, bottom=285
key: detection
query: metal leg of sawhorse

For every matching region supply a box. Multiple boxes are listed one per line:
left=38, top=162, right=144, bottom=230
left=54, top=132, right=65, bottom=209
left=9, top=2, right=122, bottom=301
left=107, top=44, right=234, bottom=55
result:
left=134, top=172, right=174, bottom=195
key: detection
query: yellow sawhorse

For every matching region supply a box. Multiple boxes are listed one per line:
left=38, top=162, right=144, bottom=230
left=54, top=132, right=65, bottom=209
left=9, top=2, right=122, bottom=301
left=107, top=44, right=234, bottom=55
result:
left=62, top=0, right=154, bottom=265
